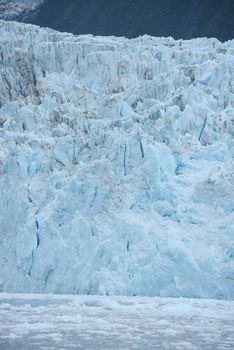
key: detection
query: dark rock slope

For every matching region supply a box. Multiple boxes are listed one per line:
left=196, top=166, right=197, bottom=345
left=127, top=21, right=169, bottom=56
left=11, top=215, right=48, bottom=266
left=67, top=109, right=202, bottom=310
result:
left=26, top=0, right=234, bottom=42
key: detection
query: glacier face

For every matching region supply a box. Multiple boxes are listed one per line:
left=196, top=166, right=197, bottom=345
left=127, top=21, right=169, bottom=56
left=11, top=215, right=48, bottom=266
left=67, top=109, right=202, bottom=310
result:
left=0, top=20, right=233, bottom=298
left=0, top=0, right=45, bottom=21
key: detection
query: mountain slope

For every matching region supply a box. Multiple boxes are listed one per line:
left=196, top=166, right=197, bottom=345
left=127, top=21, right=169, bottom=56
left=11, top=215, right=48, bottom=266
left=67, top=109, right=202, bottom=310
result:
left=0, top=21, right=233, bottom=298
left=27, top=0, right=234, bottom=42
left=0, top=0, right=45, bottom=21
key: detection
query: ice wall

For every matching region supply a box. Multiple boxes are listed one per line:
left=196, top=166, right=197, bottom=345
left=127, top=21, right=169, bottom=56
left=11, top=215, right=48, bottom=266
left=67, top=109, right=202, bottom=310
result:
left=0, top=20, right=233, bottom=298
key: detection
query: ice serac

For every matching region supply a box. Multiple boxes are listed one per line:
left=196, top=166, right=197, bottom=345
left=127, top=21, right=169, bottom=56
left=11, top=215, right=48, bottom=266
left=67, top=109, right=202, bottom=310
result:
left=0, top=20, right=233, bottom=298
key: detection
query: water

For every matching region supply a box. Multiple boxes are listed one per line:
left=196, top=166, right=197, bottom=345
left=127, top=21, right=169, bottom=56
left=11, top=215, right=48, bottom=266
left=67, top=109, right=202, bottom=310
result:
left=0, top=294, right=234, bottom=349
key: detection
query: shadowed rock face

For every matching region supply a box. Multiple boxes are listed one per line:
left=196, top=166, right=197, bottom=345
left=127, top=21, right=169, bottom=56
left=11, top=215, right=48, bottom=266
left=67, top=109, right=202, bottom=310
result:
left=0, top=0, right=45, bottom=21
left=1, top=1, right=233, bottom=41
left=23, top=0, right=234, bottom=42
left=0, top=0, right=233, bottom=41
left=0, top=20, right=233, bottom=298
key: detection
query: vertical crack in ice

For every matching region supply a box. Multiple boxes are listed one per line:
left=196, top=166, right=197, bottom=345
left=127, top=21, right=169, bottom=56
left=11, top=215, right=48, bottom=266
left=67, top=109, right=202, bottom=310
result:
left=198, top=116, right=208, bottom=142
left=90, top=186, right=98, bottom=208
left=45, top=269, right=54, bottom=286
left=123, top=142, right=127, bottom=176
left=35, top=219, right=40, bottom=249
left=28, top=250, right=34, bottom=277
left=127, top=241, right=130, bottom=252
left=139, top=136, right=144, bottom=158
left=27, top=190, right=33, bottom=203
left=91, top=228, right=95, bottom=237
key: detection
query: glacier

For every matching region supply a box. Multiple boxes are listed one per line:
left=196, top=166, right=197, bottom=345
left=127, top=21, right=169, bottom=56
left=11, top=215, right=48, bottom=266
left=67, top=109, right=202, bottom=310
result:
left=0, top=20, right=233, bottom=298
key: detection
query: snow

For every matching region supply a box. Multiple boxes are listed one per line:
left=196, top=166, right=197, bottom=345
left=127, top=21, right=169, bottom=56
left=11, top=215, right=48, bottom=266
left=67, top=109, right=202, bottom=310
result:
left=0, top=20, right=233, bottom=298
left=0, top=0, right=44, bottom=21
left=0, top=293, right=234, bottom=349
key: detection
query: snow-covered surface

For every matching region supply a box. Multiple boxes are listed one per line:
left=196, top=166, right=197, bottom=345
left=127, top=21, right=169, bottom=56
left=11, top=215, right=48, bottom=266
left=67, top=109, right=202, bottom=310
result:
left=0, top=293, right=234, bottom=350
left=0, top=20, right=233, bottom=298
left=0, top=0, right=44, bottom=21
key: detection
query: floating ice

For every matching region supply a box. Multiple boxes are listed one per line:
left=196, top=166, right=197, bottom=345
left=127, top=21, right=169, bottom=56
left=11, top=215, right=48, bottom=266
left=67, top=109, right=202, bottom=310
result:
left=0, top=293, right=234, bottom=350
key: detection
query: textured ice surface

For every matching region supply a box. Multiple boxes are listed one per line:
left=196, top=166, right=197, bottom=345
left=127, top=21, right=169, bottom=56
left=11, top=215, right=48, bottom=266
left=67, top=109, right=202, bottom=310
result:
left=0, top=20, right=233, bottom=298
left=0, top=0, right=44, bottom=21
left=0, top=293, right=234, bottom=350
